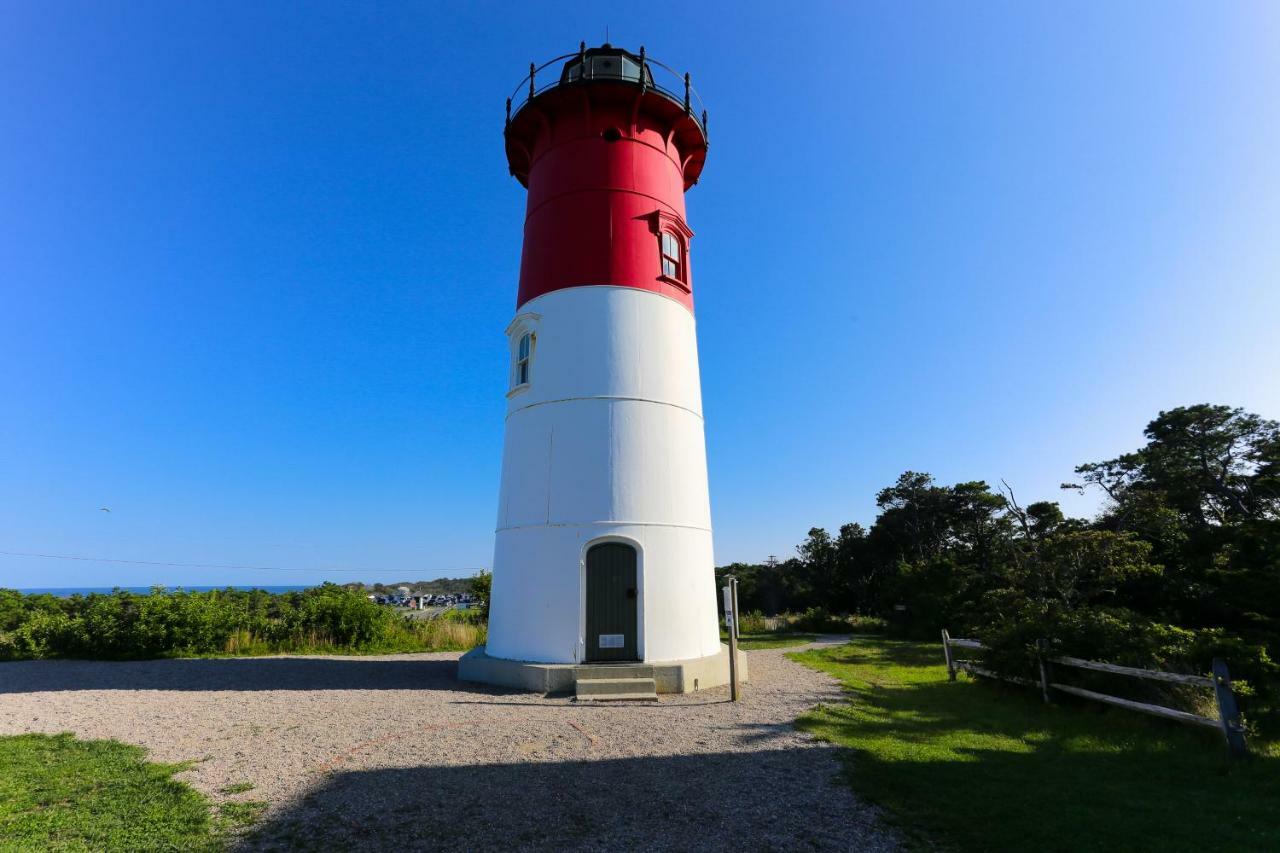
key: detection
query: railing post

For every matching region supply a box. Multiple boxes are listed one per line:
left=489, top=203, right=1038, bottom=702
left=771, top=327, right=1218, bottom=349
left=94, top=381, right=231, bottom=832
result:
left=1212, top=658, right=1249, bottom=757
left=702, top=109, right=708, bottom=144
left=638, top=46, right=647, bottom=93
left=529, top=62, right=535, bottom=100
left=941, top=629, right=956, bottom=681
left=1036, top=639, right=1052, bottom=704
left=505, top=98, right=511, bottom=130
left=684, top=72, right=691, bottom=114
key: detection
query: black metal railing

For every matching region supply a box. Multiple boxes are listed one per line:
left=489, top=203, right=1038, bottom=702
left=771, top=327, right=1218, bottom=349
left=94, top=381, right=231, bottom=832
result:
left=505, top=43, right=707, bottom=141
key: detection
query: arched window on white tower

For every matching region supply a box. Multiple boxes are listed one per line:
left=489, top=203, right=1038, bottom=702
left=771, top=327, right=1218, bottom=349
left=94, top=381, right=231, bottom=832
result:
left=660, top=231, right=683, bottom=281
left=514, top=332, right=533, bottom=387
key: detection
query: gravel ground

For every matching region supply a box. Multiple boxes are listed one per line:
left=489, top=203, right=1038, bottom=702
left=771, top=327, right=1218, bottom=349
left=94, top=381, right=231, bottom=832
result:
left=0, top=639, right=898, bottom=851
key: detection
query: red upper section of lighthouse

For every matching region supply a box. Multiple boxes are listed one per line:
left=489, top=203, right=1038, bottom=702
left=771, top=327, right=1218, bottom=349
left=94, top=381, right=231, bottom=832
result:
left=504, top=46, right=709, bottom=312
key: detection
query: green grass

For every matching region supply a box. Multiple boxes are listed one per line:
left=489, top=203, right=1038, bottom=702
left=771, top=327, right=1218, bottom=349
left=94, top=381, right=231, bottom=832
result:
left=721, top=632, right=819, bottom=650
left=792, top=638, right=1280, bottom=852
left=0, top=733, right=234, bottom=851
left=215, top=800, right=267, bottom=832
left=219, top=781, right=255, bottom=795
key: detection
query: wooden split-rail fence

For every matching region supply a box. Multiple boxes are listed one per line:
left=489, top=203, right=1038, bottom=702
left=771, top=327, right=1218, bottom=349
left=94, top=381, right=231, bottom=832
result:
left=940, top=629, right=1248, bottom=756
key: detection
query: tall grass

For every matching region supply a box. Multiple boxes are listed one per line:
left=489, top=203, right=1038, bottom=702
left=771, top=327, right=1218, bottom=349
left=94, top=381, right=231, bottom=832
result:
left=750, top=607, right=887, bottom=634
left=221, top=613, right=486, bottom=655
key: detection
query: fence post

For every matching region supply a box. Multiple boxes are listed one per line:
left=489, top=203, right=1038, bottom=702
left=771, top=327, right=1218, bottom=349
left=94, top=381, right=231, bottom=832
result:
left=941, top=629, right=956, bottom=681
left=1212, top=658, right=1248, bottom=757
left=1036, top=639, right=1052, bottom=704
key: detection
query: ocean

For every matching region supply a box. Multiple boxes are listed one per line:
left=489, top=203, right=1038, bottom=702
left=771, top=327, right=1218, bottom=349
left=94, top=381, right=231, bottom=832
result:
left=13, top=585, right=317, bottom=597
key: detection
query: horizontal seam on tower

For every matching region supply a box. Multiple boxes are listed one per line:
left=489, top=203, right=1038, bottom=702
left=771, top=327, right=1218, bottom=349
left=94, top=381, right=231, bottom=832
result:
left=495, top=520, right=713, bottom=533
left=526, top=135, right=686, bottom=182
left=523, top=186, right=683, bottom=224
left=506, top=395, right=704, bottom=421
left=516, top=284, right=696, bottom=314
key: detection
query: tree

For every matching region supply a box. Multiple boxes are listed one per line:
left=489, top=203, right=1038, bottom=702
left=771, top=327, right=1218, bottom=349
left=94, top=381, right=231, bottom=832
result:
left=1072, top=405, right=1280, bottom=528
left=1068, top=404, right=1280, bottom=635
left=470, top=570, right=491, bottom=619
left=836, top=523, right=875, bottom=613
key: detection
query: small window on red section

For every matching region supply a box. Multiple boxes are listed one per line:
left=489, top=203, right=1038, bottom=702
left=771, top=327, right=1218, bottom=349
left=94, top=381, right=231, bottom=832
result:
left=660, top=231, right=683, bottom=282
left=649, top=210, right=693, bottom=291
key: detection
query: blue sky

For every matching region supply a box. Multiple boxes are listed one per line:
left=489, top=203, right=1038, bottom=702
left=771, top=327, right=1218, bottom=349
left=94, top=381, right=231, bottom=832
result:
left=2, top=2, right=1278, bottom=588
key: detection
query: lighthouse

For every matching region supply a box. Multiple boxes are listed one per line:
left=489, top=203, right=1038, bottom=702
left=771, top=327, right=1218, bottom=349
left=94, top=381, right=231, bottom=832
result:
left=460, top=44, right=744, bottom=694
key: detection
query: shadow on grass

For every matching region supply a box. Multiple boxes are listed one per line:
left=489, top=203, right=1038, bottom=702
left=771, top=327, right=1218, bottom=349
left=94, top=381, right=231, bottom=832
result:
left=237, top=749, right=888, bottom=852
left=0, top=657, right=526, bottom=694
left=792, top=639, right=1280, bottom=853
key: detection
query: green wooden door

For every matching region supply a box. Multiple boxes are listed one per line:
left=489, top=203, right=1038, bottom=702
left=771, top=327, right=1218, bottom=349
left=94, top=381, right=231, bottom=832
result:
left=585, top=543, right=639, bottom=662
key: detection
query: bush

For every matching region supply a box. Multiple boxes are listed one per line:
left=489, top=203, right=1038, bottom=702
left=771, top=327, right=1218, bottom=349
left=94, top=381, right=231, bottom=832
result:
left=738, top=610, right=769, bottom=634
left=848, top=614, right=889, bottom=634
left=790, top=607, right=855, bottom=633
left=977, top=603, right=1279, bottom=724
left=0, top=585, right=488, bottom=660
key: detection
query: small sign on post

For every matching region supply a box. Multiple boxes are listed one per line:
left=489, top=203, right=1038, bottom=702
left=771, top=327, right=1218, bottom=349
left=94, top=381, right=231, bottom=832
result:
left=723, top=577, right=740, bottom=701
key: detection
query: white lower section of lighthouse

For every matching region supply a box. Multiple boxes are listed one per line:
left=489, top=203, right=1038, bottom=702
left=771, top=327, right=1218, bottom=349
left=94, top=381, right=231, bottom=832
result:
left=485, top=285, right=722, bottom=666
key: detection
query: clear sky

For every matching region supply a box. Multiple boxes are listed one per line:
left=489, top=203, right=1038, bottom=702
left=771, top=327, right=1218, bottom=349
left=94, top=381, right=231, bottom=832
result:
left=3, top=2, right=1278, bottom=588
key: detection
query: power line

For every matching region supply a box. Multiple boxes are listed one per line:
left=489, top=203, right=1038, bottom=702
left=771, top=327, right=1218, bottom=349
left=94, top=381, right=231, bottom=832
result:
left=0, top=550, right=488, bottom=576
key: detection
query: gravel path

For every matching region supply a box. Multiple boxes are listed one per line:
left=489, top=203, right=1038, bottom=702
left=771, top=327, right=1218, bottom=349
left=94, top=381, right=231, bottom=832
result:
left=0, top=639, right=897, bottom=851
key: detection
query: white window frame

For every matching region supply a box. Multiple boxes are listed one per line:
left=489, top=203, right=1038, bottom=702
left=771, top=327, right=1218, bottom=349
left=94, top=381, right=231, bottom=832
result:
left=649, top=210, right=694, bottom=291
left=515, top=332, right=533, bottom=387
left=660, top=231, right=683, bottom=281
left=505, top=312, right=540, bottom=397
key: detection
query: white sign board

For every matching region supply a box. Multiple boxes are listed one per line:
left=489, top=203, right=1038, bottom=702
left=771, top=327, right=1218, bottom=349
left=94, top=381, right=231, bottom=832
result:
left=598, top=634, right=624, bottom=649
left=722, top=585, right=734, bottom=630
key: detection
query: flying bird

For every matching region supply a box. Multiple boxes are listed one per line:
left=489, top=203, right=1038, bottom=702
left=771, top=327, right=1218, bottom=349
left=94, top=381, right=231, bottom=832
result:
left=99, top=507, right=111, bottom=513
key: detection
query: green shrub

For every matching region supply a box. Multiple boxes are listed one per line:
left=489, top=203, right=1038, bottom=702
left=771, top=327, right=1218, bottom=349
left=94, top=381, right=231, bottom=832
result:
left=738, top=610, right=769, bottom=634
left=0, top=584, right=488, bottom=660
left=790, top=607, right=854, bottom=633
left=848, top=614, right=888, bottom=634
left=977, top=604, right=1279, bottom=723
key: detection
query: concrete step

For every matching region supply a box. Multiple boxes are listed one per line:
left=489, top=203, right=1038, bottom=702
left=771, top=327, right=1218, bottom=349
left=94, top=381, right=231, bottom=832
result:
left=573, top=664, right=654, bottom=681
left=575, top=677, right=658, bottom=701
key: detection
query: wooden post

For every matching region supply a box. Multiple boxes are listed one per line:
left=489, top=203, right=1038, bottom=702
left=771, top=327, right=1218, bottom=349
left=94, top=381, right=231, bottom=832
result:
left=1212, top=658, right=1248, bottom=757
left=684, top=72, right=691, bottom=114
left=725, top=577, right=740, bottom=702
left=941, top=629, right=956, bottom=681
left=529, top=62, right=535, bottom=100
left=730, top=576, right=741, bottom=640
left=1036, top=639, right=1052, bottom=704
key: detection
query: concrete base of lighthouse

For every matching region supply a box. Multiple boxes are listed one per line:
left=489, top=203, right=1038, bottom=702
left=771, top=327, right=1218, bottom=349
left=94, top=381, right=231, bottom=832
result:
left=457, top=643, right=748, bottom=695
